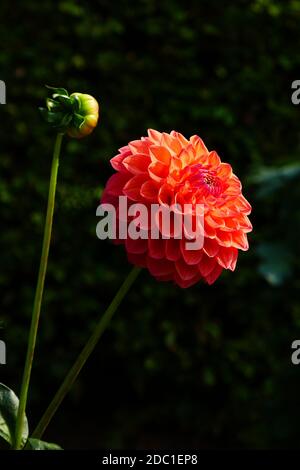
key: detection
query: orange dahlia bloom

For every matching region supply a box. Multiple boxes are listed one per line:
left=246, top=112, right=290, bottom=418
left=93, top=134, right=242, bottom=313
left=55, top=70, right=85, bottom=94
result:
left=101, top=129, right=252, bottom=288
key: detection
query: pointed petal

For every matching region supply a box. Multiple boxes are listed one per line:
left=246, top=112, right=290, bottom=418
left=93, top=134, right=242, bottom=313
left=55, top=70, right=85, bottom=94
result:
left=216, top=230, right=232, bottom=247
left=148, top=129, right=162, bottom=144
left=158, top=184, right=174, bottom=206
left=111, top=151, right=131, bottom=171
left=150, top=145, right=171, bottom=165
left=165, top=238, right=181, bottom=261
left=217, top=163, right=233, bottom=179
left=140, top=180, right=159, bottom=202
left=198, top=255, right=217, bottom=277
left=125, top=237, right=148, bottom=254
left=174, top=271, right=201, bottom=288
left=147, top=256, right=174, bottom=276
left=181, top=239, right=204, bottom=265
left=235, top=195, right=252, bottom=215
left=204, top=264, right=223, bottom=285
left=203, top=237, right=219, bottom=257
left=231, top=231, right=249, bottom=251
left=190, top=135, right=209, bottom=157
left=217, top=246, right=238, bottom=270
left=170, top=131, right=189, bottom=147
left=122, top=175, right=147, bottom=201
left=105, top=172, right=131, bottom=196
left=148, top=238, right=166, bottom=259
left=175, top=257, right=199, bottom=280
left=208, top=150, right=221, bottom=167
left=123, top=154, right=150, bottom=175
left=161, top=132, right=182, bottom=154
left=148, top=161, right=169, bottom=182
left=128, top=139, right=151, bottom=154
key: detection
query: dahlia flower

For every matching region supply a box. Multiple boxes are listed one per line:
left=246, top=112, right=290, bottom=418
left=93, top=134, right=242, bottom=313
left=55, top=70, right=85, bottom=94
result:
left=101, top=129, right=252, bottom=288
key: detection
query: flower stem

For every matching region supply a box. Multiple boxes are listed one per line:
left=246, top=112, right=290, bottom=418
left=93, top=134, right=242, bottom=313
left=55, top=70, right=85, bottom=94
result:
left=31, top=266, right=141, bottom=441
left=14, top=133, right=64, bottom=450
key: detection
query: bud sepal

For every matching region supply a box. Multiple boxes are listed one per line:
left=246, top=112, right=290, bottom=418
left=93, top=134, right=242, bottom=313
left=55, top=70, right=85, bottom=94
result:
left=39, top=86, right=99, bottom=138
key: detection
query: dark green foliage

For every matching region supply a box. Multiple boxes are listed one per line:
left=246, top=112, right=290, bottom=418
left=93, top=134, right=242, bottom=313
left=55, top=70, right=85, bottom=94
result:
left=0, top=383, right=28, bottom=447
left=0, top=0, right=300, bottom=449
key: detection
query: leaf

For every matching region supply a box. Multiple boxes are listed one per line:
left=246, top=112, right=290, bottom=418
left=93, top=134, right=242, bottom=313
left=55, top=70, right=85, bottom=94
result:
left=256, top=243, right=292, bottom=286
left=28, top=438, right=63, bottom=450
left=39, top=108, right=63, bottom=124
left=45, top=85, right=69, bottom=97
left=250, top=164, right=300, bottom=197
left=56, top=94, right=73, bottom=109
left=39, top=109, right=71, bottom=130
left=60, top=113, right=73, bottom=127
left=70, top=94, right=80, bottom=113
left=0, top=383, right=28, bottom=447
left=46, top=98, right=61, bottom=111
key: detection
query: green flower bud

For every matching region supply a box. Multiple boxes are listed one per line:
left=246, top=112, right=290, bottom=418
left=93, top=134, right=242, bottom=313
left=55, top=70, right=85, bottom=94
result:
left=40, top=86, right=99, bottom=138
left=67, top=93, right=99, bottom=138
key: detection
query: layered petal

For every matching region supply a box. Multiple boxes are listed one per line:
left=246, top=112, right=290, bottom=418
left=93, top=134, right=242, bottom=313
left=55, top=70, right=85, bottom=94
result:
left=100, top=129, right=252, bottom=288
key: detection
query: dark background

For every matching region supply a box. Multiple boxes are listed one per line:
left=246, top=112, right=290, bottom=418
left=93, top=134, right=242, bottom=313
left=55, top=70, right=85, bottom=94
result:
left=1, top=0, right=300, bottom=449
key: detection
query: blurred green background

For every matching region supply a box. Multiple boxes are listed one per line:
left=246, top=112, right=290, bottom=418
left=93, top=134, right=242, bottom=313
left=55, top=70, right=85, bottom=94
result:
left=1, top=0, right=300, bottom=449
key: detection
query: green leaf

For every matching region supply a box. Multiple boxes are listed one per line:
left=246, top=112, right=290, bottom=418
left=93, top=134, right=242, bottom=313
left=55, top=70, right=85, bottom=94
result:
left=46, top=98, right=62, bottom=111
left=39, top=108, right=61, bottom=124
left=250, top=164, right=300, bottom=197
left=39, top=109, right=69, bottom=129
left=28, top=438, right=63, bottom=450
left=45, top=85, right=69, bottom=97
left=60, top=113, right=73, bottom=127
left=56, top=94, right=73, bottom=109
left=256, top=243, right=292, bottom=286
left=70, top=94, right=80, bottom=113
left=0, top=383, right=28, bottom=447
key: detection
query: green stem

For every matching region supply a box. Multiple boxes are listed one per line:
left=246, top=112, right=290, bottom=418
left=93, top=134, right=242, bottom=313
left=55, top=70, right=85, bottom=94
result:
left=14, top=133, right=64, bottom=450
left=31, top=266, right=141, bottom=441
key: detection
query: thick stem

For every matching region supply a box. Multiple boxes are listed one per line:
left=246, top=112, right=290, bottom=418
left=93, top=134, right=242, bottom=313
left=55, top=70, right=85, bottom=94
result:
left=31, top=266, right=141, bottom=440
left=14, top=133, right=64, bottom=450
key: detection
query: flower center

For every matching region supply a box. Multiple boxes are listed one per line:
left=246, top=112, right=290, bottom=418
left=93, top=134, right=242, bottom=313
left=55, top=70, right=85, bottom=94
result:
left=179, top=164, right=223, bottom=198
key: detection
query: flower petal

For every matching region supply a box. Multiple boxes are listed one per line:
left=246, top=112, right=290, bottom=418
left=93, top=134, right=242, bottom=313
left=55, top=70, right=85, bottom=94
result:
left=231, top=231, right=249, bottom=251
left=148, top=161, right=169, bottom=182
left=140, top=180, right=160, bottom=202
left=203, top=237, right=219, bottom=257
left=111, top=151, right=131, bottom=171
left=165, top=238, right=181, bottom=261
left=190, top=135, right=209, bottom=157
left=148, top=238, right=166, bottom=259
left=147, top=256, right=174, bottom=276
left=175, top=257, right=199, bottom=280
left=123, top=175, right=147, bottom=201
left=105, top=172, right=131, bottom=196
left=126, top=237, right=148, bottom=254
left=148, top=129, right=162, bottom=144
left=128, top=139, right=151, bottom=154
left=174, top=271, right=201, bottom=288
left=150, top=145, right=171, bottom=165
left=208, top=150, right=221, bottom=167
left=217, top=246, right=238, bottom=270
left=198, top=255, right=216, bottom=277
left=204, top=264, right=223, bottom=285
left=123, top=154, right=150, bottom=175
left=180, top=239, right=204, bottom=265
